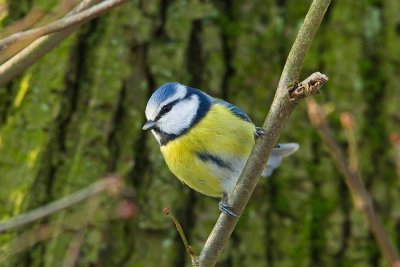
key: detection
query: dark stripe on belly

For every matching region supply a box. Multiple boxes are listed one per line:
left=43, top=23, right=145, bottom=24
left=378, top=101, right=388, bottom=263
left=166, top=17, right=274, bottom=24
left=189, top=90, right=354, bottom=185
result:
left=197, top=152, right=233, bottom=170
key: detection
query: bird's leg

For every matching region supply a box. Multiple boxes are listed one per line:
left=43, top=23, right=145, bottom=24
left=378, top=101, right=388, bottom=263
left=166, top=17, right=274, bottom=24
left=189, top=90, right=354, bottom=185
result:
left=219, top=193, right=238, bottom=218
left=254, top=127, right=265, bottom=140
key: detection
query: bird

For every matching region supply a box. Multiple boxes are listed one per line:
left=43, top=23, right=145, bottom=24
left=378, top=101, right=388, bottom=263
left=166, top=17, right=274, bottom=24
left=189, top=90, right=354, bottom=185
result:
left=143, top=82, right=299, bottom=217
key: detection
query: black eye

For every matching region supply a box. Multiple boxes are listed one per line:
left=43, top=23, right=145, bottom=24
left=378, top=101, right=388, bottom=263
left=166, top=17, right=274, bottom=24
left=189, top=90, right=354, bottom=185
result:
left=161, top=104, right=172, bottom=113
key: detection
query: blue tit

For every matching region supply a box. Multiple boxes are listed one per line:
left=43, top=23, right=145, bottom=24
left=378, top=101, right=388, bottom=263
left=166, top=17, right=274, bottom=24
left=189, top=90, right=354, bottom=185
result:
left=143, top=82, right=298, bottom=216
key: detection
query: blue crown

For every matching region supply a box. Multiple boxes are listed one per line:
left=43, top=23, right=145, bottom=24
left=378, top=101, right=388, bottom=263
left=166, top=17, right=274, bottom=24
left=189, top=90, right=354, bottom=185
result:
left=148, top=82, right=181, bottom=106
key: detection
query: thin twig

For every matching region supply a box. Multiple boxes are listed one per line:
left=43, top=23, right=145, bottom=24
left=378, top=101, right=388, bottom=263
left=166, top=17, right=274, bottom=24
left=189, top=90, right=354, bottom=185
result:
left=0, top=0, right=98, bottom=86
left=61, top=197, right=100, bottom=267
left=61, top=229, right=87, bottom=267
left=390, top=133, right=400, bottom=177
left=0, top=224, right=53, bottom=262
left=340, top=112, right=359, bottom=173
left=198, top=1, right=331, bottom=266
left=306, top=97, right=400, bottom=267
left=0, top=0, right=78, bottom=39
left=0, top=0, right=128, bottom=63
left=0, top=176, right=122, bottom=233
left=0, top=197, right=136, bottom=263
left=163, top=208, right=199, bottom=266
left=0, top=9, right=45, bottom=38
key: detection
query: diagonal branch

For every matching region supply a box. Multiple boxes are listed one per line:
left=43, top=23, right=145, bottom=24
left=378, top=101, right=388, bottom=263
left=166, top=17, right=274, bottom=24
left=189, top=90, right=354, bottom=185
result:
left=0, top=0, right=128, bottom=63
left=0, top=8, right=45, bottom=39
left=306, top=97, right=400, bottom=267
left=0, top=0, right=99, bottom=86
left=198, top=1, right=331, bottom=266
left=0, top=176, right=123, bottom=234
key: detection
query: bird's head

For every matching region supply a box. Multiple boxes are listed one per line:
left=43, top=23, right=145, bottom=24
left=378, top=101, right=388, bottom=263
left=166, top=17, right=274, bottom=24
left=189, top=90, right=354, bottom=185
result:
left=143, top=82, right=211, bottom=145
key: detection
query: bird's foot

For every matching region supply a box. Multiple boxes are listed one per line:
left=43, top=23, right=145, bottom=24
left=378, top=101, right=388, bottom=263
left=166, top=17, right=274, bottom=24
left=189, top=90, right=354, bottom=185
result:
left=254, top=127, right=265, bottom=140
left=219, top=194, right=238, bottom=218
left=219, top=201, right=238, bottom=217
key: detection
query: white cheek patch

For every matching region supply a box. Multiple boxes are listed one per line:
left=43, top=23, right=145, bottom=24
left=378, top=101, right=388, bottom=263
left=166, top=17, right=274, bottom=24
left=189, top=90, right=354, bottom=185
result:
left=158, top=95, right=200, bottom=135
left=145, top=84, right=187, bottom=120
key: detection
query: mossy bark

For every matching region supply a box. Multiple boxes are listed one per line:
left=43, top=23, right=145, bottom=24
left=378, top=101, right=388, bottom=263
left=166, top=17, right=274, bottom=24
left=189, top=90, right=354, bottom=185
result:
left=1, top=0, right=399, bottom=266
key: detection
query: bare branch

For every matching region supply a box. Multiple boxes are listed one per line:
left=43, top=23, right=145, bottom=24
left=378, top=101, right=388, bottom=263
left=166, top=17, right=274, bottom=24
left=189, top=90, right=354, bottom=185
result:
left=0, top=176, right=122, bottom=233
left=0, top=0, right=128, bottom=63
left=0, top=0, right=98, bottom=86
left=306, top=97, right=400, bottom=267
left=61, top=197, right=100, bottom=267
left=0, top=0, right=78, bottom=39
left=0, top=9, right=45, bottom=38
left=198, top=1, right=331, bottom=266
left=0, top=197, right=137, bottom=262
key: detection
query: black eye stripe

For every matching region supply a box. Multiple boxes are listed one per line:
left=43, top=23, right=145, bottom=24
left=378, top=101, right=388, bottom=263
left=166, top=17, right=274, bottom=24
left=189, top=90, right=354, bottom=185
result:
left=154, top=99, right=181, bottom=121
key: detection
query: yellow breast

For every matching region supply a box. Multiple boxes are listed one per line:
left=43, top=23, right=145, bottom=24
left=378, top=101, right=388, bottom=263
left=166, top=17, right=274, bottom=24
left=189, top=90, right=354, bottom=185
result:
left=160, top=104, right=255, bottom=197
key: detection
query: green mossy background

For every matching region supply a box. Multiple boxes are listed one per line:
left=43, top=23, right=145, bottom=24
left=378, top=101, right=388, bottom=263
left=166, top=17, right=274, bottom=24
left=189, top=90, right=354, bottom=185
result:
left=1, top=0, right=400, bottom=266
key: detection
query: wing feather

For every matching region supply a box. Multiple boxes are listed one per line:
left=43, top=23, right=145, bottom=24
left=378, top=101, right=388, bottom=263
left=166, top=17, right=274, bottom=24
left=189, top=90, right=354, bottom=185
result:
left=212, top=98, right=253, bottom=123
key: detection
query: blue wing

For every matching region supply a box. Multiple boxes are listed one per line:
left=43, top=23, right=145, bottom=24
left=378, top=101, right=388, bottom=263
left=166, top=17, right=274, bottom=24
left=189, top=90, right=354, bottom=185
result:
left=212, top=98, right=253, bottom=123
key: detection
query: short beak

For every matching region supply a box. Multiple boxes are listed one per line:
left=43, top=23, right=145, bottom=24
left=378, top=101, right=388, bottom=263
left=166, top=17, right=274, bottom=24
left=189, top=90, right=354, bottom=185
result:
left=142, top=120, right=156, bottom=130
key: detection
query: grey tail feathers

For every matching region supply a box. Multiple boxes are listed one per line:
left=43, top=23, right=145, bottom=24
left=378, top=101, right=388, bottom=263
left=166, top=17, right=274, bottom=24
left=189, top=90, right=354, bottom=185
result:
left=262, top=143, right=299, bottom=177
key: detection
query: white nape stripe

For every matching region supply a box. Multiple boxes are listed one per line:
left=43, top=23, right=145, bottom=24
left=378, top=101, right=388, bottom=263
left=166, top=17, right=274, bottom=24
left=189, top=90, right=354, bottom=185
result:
left=160, top=83, right=187, bottom=107
left=158, top=94, right=199, bottom=135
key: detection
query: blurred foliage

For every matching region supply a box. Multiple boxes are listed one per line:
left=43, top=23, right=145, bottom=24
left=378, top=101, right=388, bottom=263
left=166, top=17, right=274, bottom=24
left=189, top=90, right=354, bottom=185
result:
left=0, top=0, right=400, bottom=266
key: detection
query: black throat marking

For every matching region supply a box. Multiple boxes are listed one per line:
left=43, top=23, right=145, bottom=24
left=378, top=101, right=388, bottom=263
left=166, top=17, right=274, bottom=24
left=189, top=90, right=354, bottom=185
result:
left=156, top=87, right=211, bottom=146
